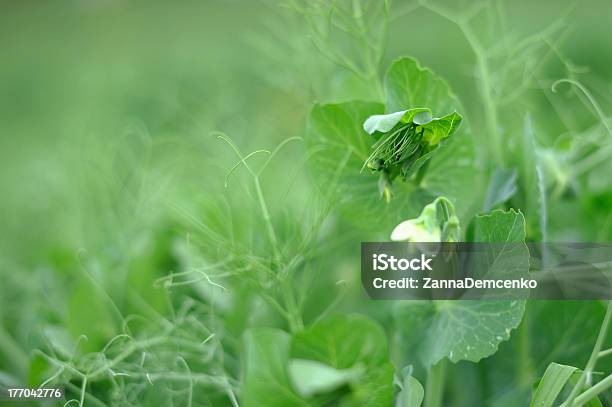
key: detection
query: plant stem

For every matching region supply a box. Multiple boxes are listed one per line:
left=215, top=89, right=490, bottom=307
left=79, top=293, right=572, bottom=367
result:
left=598, top=348, right=612, bottom=358
left=425, top=360, right=447, bottom=407
left=517, top=311, right=535, bottom=388
left=282, top=278, right=303, bottom=332
left=253, top=176, right=282, bottom=264
left=570, top=373, right=612, bottom=406
left=562, top=301, right=612, bottom=406
left=417, top=1, right=504, bottom=166
left=461, top=23, right=504, bottom=167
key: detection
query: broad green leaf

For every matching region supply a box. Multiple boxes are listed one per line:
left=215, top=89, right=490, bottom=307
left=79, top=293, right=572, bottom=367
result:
left=288, top=359, right=362, bottom=398
left=291, top=314, right=394, bottom=406
left=530, top=363, right=577, bottom=407
left=396, top=375, right=424, bottom=407
left=385, top=57, right=459, bottom=117
left=385, top=57, right=482, bottom=221
left=343, top=364, right=394, bottom=407
left=242, top=328, right=307, bottom=407
left=307, top=101, right=433, bottom=230
left=291, top=314, right=387, bottom=368
left=466, top=209, right=530, bottom=298
left=307, top=58, right=481, bottom=230
left=394, top=210, right=527, bottom=367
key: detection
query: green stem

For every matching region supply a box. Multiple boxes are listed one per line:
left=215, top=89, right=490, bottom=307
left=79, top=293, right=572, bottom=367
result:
left=598, top=348, right=612, bottom=358
left=425, top=360, right=447, bottom=407
left=282, top=279, right=303, bottom=332
left=253, top=176, right=281, bottom=264
left=517, top=312, right=535, bottom=388
left=570, top=373, right=612, bottom=406
left=562, top=301, right=612, bottom=406
left=417, top=2, right=504, bottom=166
left=462, top=24, right=504, bottom=167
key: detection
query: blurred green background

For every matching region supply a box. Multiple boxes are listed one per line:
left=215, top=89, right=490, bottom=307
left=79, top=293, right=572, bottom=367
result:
left=1, top=0, right=612, bottom=405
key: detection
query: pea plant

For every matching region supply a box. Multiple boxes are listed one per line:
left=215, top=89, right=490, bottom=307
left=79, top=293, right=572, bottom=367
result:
left=26, top=1, right=612, bottom=406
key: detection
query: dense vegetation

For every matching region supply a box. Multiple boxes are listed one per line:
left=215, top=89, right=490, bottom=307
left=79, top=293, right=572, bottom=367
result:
left=1, top=0, right=612, bottom=406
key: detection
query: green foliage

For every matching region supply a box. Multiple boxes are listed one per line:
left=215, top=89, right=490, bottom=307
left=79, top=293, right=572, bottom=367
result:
left=307, top=57, right=480, bottom=229
left=385, top=58, right=459, bottom=115
left=394, top=210, right=527, bottom=367
left=396, top=368, right=425, bottom=407
left=530, top=362, right=605, bottom=407
left=530, top=363, right=578, bottom=407
left=287, top=359, right=362, bottom=398
left=2, top=1, right=612, bottom=406
left=363, top=109, right=462, bottom=201
left=243, top=315, right=393, bottom=406
left=243, top=329, right=305, bottom=407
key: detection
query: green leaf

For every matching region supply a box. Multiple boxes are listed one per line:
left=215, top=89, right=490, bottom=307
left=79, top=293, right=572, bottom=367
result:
left=288, top=359, right=362, bottom=398
left=467, top=209, right=530, bottom=298
left=363, top=108, right=431, bottom=134
left=530, top=363, right=577, bottom=407
left=396, top=375, right=425, bottom=407
left=394, top=210, right=527, bottom=367
left=307, top=58, right=481, bottom=229
left=291, top=314, right=394, bottom=406
left=384, top=57, right=483, bottom=220
left=292, top=314, right=387, bottom=368
left=242, top=328, right=307, bottom=407
left=385, top=57, right=459, bottom=116
left=307, top=101, right=433, bottom=229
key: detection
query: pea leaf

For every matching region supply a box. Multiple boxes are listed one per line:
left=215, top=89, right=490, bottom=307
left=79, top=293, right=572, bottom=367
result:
left=243, top=316, right=394, bottom=406
left=530, top=363, right=577, bottom=407
left=385, top=57, right=484, bottom=221
left=242, top=328, right=307, bottom=407
left=307, top=58, right=481, bottom=229
left=292, top=314, right=387, bottom=368
left=291, top=314, right=394, bottom=406
left=394, top=210, right=527, bottom=367
left=363, top=108, right=431, bottom=134
left=307, top=101, right=433, bottom=229
left=385, top=57, right=459, bottom=118
left=288, top=359, right=362, bottom=398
